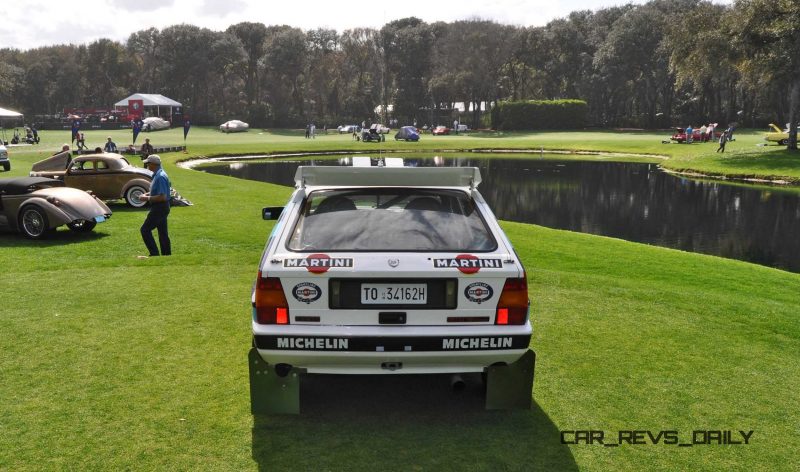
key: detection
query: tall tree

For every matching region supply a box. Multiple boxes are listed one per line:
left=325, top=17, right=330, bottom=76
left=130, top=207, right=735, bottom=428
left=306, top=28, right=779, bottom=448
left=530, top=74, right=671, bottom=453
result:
left=226, top=22, right=268, bottom=107
left=381, top=18, right=434, bottom=124
left=127, top=28, right=161, bottom=92
left=728, top=0, right=800, bottom=149
left=339, top=28, right=382, bottom=123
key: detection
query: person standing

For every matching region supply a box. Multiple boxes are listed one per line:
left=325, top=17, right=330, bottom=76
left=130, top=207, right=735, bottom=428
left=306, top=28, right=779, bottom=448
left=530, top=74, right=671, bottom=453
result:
left=685, top=125, right=693, bottom=144
left=305, top=124, right=310, bottom=139
left=716, top=130, right=727, bottom=153
left=140, top=138, right=154, bottom=160
left=310, top=123, right=316, bottom=139
left=104, top=136, right=118, bottom=153
left=76, top=132, right=87, bottom=150
left=138, top=155, right=172, bottom=257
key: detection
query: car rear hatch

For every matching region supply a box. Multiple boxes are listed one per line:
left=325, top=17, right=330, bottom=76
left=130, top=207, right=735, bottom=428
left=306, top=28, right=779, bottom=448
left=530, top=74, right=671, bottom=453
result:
left=260, top=251, right=524, bottom=326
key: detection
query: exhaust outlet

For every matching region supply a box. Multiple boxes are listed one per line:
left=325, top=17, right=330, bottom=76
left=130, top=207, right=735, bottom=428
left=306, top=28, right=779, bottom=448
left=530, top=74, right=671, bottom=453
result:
left=274, top=363, right=293, bottom=377
left=450, top=374, right=466, bottom=393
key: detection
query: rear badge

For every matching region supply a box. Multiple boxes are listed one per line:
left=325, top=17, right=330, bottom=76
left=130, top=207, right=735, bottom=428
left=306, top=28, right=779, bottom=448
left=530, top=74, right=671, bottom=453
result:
left=433, top=254, right=502, bottom=274
left=293, top=282, right=322, bottom=304
left=284, top=253, right=353, bottom=274
left=465, top=282, right=493, bottom=304
left=388, top=258, right=400, bottom=268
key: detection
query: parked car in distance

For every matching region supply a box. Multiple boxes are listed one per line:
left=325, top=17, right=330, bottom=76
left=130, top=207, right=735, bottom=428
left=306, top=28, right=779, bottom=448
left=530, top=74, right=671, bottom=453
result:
left=394, top=125, right=420, bottom=141
left=0, top=177, right=112, bottom=239
left=0, top=145, right=9, bottom=171
left=337, top=125, right=358, bottom=134
left=432, top=125, right=451, bottom=135
left=142, top=116, right=171, bottom=131
left=30, top=153, right=152, bottom=208
left=764, top=123, right=798, bottom=145
left=670, top=127, right=720, bottom=143
left=220, top=119, right=250, bottom=133
left=370, top=123, right=390, bottom=134
left=249, top=165, right=535, bottom=414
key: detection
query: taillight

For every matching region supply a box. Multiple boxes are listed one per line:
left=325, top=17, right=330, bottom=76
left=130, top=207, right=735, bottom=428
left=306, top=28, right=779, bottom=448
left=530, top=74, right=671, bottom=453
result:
left=495, top=276, right=529, bottom=325
left=254, top=271, right=289, bottom=324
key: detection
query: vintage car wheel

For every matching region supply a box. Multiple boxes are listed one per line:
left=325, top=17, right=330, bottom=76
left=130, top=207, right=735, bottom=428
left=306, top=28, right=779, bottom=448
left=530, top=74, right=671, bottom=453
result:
left=1, top=162, right=9, bottom=171
left=67, top=219, right=97, bottom=232
left=19, top=205, right=50, bottom=239
left=125, top=185, right=148, bottom=208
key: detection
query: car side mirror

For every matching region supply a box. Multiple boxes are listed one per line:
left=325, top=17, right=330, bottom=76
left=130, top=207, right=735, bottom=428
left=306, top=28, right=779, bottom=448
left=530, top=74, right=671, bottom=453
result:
left=262, top=206, right=284, bottom=220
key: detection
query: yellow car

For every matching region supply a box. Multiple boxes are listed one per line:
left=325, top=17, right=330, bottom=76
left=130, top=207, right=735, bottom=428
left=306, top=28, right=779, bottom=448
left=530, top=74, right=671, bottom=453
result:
left=764, top=123, right=793, bottom=145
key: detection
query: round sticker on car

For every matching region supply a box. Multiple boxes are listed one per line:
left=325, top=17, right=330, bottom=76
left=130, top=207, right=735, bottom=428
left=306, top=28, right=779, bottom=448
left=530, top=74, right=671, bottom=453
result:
left=293, top=282, right=322, bottom=304
left=464, top=282, right=493, bottom=304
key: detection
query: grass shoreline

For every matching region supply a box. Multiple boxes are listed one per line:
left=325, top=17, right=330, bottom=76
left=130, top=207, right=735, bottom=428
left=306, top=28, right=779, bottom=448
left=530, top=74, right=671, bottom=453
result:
left=1, top=128, right=798, bottom=470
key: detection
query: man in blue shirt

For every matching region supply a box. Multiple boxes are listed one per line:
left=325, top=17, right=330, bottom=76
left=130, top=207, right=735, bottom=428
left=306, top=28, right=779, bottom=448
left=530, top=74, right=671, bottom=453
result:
left=139, top=154, right=171, bottom=257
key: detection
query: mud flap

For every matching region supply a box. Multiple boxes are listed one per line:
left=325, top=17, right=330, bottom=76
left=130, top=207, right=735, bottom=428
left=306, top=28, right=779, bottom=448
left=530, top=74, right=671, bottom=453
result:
left=249, top=348, right=306, bottom=415
left=485, top=349, right=535, bottom=410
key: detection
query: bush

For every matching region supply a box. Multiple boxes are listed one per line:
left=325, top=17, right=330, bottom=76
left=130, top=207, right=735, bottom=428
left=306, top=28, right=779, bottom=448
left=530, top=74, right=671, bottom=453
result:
left=491, top=99, right=588, bottom=130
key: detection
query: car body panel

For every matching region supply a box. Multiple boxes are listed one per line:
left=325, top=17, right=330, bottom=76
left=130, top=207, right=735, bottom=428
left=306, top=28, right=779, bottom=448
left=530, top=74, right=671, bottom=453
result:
left=432, top=125, right=451, bottom=135
left=252, top=166, right=531, bottom=376
left=30, top=151, right=71, bottom=175
left=0, top=177, right=111, bottom=234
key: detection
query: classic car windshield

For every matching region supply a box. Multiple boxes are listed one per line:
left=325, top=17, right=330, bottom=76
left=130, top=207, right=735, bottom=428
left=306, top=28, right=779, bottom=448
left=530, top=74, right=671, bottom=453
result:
left=287, top=188, right=497, bottom=252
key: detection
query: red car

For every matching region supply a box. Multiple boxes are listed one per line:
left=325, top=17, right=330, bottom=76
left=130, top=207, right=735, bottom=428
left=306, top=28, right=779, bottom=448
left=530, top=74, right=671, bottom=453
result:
left=432, top=125, right=451, bottom=135
left=670, top=127, right=721, bottom=143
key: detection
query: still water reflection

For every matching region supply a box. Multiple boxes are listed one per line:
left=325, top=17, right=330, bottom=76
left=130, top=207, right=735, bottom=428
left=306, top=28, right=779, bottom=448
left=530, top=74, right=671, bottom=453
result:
left=201, top=156, right=800, bottom=273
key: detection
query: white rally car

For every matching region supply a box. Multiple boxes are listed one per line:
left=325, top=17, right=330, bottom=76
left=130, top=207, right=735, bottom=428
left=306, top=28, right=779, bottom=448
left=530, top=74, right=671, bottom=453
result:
left=249, top=165, right=534, bottom=413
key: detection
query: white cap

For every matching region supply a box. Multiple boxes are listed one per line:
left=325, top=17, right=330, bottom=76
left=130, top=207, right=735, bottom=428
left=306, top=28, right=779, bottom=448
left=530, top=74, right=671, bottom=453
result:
left=142, top=154, right=161, bottom=165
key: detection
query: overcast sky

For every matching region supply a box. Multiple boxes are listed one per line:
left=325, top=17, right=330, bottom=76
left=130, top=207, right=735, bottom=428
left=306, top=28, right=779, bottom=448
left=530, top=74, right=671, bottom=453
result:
left=1, top=0, right=732, bottom=50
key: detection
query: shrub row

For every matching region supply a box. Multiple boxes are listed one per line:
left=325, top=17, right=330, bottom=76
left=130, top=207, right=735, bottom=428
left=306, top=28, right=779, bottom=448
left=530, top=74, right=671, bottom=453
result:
left=491, top=99, right=588, bottom=130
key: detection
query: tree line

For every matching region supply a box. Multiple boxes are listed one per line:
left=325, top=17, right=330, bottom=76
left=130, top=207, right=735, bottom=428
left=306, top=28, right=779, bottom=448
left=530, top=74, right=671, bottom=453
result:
left=0, top=0, right=796, bottom=147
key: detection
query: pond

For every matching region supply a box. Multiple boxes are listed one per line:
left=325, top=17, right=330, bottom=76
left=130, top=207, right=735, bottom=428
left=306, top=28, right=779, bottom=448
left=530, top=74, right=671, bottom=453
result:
left=199, top=155, right=800, bottom=273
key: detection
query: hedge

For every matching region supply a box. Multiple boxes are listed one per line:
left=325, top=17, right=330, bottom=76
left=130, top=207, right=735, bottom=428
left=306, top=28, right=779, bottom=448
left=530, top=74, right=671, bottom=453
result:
left=491, top=99, right=587, bottom=130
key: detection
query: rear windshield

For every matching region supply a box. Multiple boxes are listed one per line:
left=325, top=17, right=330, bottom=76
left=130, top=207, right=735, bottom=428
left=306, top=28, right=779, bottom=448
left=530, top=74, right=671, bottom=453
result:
left=287, top=188, right=497, bottom=252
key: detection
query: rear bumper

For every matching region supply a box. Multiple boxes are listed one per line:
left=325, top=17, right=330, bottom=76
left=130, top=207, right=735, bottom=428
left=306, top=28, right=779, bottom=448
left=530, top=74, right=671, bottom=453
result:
left=252, top=323, right=532, bottom=374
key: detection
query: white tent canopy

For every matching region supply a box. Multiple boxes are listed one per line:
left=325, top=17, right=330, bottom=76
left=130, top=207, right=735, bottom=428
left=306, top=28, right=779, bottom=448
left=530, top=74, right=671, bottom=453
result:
left=114, top=94, right=181, bottom=107
left=0, top=106, right=23, bottom=117
left=114, top=93, right=182, bottom=121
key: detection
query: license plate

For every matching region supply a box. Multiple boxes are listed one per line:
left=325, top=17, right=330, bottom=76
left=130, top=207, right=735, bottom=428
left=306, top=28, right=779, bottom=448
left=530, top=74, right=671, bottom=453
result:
left=94, top=215, right=106, bottom=223
left=361, top=283, right=427, bottom=304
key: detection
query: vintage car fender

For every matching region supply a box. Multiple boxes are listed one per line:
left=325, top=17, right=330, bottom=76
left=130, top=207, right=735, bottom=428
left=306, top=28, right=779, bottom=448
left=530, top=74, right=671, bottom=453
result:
left=120, top=178, right=152, bottom=198
left=14, top=197, right=73, bottom=229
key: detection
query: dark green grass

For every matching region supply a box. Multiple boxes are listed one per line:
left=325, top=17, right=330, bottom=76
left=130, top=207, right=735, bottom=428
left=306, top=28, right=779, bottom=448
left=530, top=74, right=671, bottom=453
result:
left=1, top=130, right=798, bottom=470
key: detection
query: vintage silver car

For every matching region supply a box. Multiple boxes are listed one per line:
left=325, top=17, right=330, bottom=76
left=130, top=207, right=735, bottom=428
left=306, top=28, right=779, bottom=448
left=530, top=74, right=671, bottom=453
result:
left=142, top=116, right=171, bottom=131
left=31, top=153, right=152, bottom=208
left=249, top=165, right=534, bottom=413
left=220, top=120, right=250, bottom=133
left=0, top=177, right=112, bottom=238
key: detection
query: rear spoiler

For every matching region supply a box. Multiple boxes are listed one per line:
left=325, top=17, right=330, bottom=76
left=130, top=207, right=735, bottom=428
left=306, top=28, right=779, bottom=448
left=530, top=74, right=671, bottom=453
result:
left=294, top=166, right=481, bottom=189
